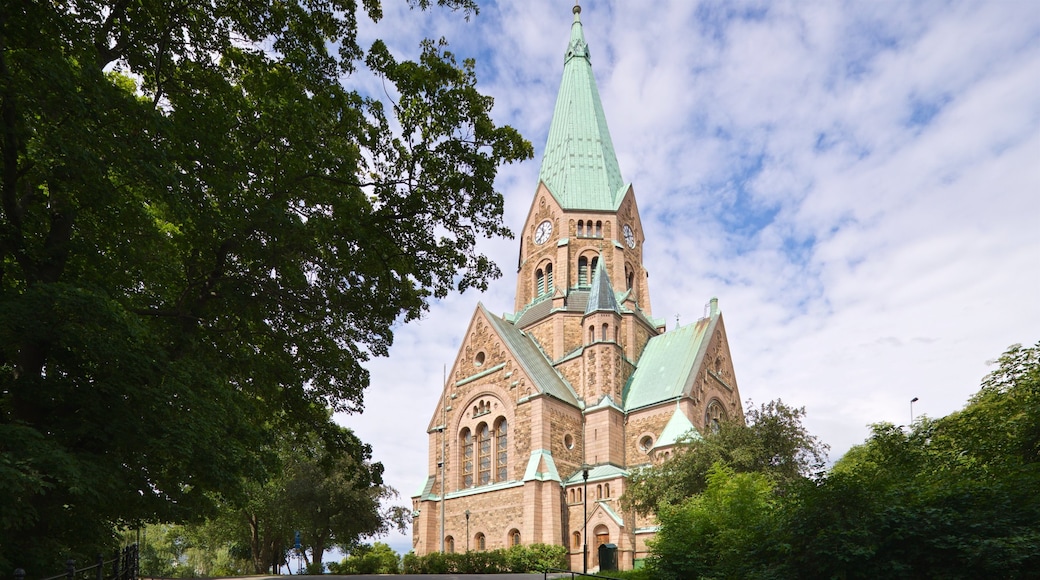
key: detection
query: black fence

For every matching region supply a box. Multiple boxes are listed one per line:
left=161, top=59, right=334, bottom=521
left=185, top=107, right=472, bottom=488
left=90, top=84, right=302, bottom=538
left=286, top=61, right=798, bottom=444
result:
left=14, top=545, right=138, bottom=580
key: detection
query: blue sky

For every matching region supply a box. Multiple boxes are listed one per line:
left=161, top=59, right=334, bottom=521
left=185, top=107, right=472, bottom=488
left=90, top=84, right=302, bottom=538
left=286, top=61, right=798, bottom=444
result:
left=337, top=0, right=1040, bottom=556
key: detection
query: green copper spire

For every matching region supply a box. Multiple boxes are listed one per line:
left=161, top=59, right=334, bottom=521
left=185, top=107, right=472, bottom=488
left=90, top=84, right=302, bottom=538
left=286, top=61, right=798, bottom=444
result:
left=538, top=4, right=627, bottom=211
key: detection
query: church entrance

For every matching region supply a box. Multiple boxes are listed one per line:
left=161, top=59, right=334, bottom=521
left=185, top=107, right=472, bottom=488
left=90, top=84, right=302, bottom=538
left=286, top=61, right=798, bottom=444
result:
left=592, top=525, right=609, bottom=567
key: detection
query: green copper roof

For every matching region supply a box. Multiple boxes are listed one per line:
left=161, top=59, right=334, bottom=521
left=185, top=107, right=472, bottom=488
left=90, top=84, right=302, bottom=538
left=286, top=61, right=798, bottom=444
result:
left=480, top=304, right=580, bottom=406
left=655, top=407, right=702, bottom=449
left=539, top=7, right=627, bottom=211
left=623, top=315, right=717, bottom=411
left=585, top=256, right=620, bottom=315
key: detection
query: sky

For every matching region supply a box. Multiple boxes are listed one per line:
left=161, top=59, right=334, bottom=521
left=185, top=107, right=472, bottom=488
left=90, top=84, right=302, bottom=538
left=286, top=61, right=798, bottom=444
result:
left=333, top=0, right=1040, bottom=556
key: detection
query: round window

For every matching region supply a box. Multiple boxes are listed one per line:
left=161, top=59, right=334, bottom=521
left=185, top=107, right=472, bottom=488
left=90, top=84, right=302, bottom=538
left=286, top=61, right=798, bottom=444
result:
left=474, top=351, right=485, bottom=367
left=564, top=434, right=575, bottom=450
left=639, top=436, right=654, bottom=453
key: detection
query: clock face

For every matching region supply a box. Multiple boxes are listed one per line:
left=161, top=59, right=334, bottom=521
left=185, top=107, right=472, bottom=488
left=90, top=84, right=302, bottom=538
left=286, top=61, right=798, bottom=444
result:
left=535, top=220, right=553, bottom=245
left=623, top=224, right=636, bottom=248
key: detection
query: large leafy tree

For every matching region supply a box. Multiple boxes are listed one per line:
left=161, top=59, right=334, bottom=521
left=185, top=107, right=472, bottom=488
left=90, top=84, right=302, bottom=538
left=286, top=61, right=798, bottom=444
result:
left=623, top=399, right=828, bottom=516
left=0, top=0, right=530, bottom=573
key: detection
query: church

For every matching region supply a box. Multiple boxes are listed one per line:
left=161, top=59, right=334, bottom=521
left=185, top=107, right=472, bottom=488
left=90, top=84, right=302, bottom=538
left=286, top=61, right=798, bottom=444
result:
left=411, top=5, right=744, bottom=571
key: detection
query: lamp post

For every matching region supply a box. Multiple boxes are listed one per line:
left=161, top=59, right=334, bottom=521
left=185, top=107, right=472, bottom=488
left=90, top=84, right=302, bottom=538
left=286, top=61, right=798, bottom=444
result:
left=910, top=397, right=919, bottom=423
left=582, top=465, right=589, bottom=574
left=465, top=509, right=471, bottom=552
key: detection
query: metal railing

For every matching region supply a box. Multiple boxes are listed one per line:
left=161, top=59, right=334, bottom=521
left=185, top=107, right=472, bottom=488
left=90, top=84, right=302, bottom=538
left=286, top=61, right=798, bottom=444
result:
left=14, top=544, right=138, bottom=580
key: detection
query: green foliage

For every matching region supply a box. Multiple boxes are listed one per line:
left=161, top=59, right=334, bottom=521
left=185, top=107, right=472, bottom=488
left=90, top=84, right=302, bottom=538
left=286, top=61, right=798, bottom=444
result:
left=647, top=463, right=778, bottom=580
left=328, top=542, right=401, bottom=574
left=624, top=399, right=828, bottom=516
left=640, top=342, right=1040, bottom=579
left=0, top=0, right=530, bottom=573
left=400, top=543, right=565, bottom=574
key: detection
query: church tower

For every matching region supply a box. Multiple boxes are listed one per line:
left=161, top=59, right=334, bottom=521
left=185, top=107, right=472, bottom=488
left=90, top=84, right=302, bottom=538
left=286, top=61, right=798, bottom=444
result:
left=411, top=5, right=744, bottom=571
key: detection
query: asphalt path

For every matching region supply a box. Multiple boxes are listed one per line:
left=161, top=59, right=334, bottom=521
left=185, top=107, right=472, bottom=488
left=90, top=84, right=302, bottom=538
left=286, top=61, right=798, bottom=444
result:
left=201, top=575, right=578, bottom=580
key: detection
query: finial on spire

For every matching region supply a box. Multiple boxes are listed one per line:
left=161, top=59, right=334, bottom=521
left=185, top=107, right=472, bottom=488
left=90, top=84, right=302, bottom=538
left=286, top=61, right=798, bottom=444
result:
left=573, top=1, right=581, bottom=18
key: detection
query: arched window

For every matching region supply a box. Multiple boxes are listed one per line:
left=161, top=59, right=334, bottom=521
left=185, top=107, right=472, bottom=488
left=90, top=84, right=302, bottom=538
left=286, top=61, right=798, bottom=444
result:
left=577, top=220, right=585, bottom=237
left=496, top=418, right=508, bottom=482
left=509, top=529, right=521, bottom=547
left=588, top=325, right=594, bottom=344
left=445, top=536, right=455, bottom=553
left=573, top=531, right=582, bottom=549
left=595, top=220, right=602, bottom=237
left=536, top=268, right=545, bottom=296
left=597, top=484, right=603, bottom=499
left=605, top=483, right=610, bottom=498
left=601, top=323, right=608, bottom=342
left=706, top=399, right=727, bottom=433
left=584, top=220, right=592, bottom=237
left=461, top=429, right=473, bottom=487
left=626, top=265, right=634, bottom=290
left=545, top=263, right=554, bottom=294
left=578, top=256, right=589, bottom=286
left=578, top=488, right=583, bottom=501
left=591, top=256, right=599, bottom=274
left=476, top=533, right=486, bottom=551
left=478, top=423, right=492, bottom=485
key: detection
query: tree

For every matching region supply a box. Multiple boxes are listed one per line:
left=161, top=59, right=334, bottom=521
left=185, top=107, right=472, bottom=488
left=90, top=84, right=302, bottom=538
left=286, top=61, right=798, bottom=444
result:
left=647, top=463, right=778, bottom=580
left=623, top=399, right=828, bottom=516
left=0, top=0, right=531, bottom=573
left=775, top=342, right=1040, bottom=578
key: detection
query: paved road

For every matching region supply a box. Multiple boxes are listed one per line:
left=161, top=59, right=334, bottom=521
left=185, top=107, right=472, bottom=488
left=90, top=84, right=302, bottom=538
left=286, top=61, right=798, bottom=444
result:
left=207, top=575, right=576, bottom=580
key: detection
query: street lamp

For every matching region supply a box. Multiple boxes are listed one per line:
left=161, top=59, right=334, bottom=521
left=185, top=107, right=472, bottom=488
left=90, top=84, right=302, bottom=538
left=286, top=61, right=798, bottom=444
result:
left=465, top=509, right=471, bottom=553
left=582, top=465, right=590, bottom=575
left=910, top=397, right=919, bottom=423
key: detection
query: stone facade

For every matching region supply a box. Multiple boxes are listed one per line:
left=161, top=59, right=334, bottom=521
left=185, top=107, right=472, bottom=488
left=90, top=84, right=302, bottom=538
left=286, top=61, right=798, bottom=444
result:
left=411, top=7, right=745, bottom=571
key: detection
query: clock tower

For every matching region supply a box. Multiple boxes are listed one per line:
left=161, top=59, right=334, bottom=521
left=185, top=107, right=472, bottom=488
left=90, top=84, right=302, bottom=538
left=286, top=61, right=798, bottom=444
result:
left=411, top=5, right=746, bottom=571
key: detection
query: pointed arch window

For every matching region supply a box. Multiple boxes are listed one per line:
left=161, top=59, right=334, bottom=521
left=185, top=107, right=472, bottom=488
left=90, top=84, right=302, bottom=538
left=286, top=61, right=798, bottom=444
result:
left=536, top=268, right=545, bottom=296
left=591, top=256, right=599, bottom=274
left=461, top=428, right=473, bottom=488
left=545, top=263, right=554, bottom=294
left=478, top=423, right=492, bottom=485
left=476, top=532, right=486, bottom=551
left=496, top=418, right=508, bottom=482
left=578, top=256, right=589, bottom=287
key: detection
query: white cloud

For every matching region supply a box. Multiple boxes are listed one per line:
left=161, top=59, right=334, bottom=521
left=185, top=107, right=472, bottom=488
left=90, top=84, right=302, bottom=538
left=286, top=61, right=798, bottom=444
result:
left=335, top=0, right=1040, bottom=554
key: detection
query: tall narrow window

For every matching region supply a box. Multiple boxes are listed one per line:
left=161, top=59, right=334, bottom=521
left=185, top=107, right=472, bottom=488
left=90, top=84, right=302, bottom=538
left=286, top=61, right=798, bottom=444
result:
left=626, top=265, right=634, bottom=290
left=477, top=533, right=486, bottom=551
left=591, top=256, right=598, bottom=274
left=578, top=256, right=589, bottom=286
left=478, top=423, right=491, bottom=485
left=596, top=221, right=602, bottom=237
left=577, top=220, right=585, bottom=237
left=545, top=263, right=554, bottom=294
left=446, top=536, right=455, bottom=553
left=536, top=269, right=545, bottom=296
left=602, top=323, right=608, bottom=341
left=496, top=418, right=508, bottom=482
left=462, top=429, right=473, bottom=487
left=510, top=529, right=521, bottom=546
left=573, top=531, right=581, bottom=549
left=605, top=483, right=611, bottom=497
left=588, top=325, right=594, bottom=344
left=597, top=484, right=603, bottom=499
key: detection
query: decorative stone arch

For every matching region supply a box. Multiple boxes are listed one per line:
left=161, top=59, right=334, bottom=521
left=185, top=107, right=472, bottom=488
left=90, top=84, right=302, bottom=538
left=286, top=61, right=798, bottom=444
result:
left=705, top=398, right=727, bottom=433
left=455, top=390, right=516, bottom=490
left=507, top=528, right=521, bottom=547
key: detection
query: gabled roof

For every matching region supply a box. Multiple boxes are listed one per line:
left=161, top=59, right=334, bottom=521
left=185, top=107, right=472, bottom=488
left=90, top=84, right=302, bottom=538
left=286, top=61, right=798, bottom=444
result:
left=655, top=407, right=702, bottom=449
left=623, top=314, right=717, bottom=411
left=538, top=6, right=627, bottom=211
left=584, top=257, right=620, bottom=316
left=479, top=304, right=580, bottom=406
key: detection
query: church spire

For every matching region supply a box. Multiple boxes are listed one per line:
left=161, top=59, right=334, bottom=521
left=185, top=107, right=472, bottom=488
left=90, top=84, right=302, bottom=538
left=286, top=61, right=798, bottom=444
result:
left=585, top=256, right=620, bottom=315
left=538, top=4, right=627, bottom=211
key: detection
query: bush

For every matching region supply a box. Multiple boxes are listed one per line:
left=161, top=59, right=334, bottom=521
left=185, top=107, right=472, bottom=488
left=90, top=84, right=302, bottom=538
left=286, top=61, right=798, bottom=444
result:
left=327, top=543, right=400, bottom=575
left=401, top=543, right=566, bottom=574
